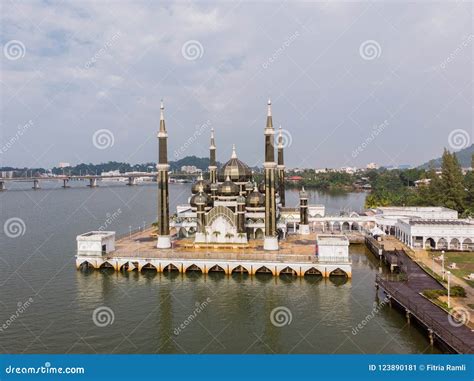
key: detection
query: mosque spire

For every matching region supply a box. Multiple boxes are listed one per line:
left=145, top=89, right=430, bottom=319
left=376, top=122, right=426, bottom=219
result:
left=209, top=128, right=217, bottom=183
left=159, top=99, right=166, bottom=133
left=231, top=144, right=237, bottom=159
left=266, top=98, right=273, bottom=129
left=277, top=125, right=286, bottom=206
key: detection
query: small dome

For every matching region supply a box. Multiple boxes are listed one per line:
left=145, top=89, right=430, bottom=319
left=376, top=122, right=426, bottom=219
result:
left=192, top=175, right=210, bottom=194
left=218, top=175, right=239, bottom=196
left=258, top=181, right=265, bottom=194
left=245, top=180, right=254, bottom=191
left=246, top=186, right=264, bottom=207
left=299, top=187, right=308, bottom=199
left=194, top=192, right=208, bottom=205
left=236, top=195, right=246, bottom=204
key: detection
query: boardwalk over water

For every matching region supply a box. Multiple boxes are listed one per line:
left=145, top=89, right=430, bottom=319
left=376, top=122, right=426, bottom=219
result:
left=376, top=249, right=474, bottom=354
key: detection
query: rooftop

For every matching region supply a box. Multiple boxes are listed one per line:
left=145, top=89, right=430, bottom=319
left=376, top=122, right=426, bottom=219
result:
left=409, top=219, right=473, bottom=226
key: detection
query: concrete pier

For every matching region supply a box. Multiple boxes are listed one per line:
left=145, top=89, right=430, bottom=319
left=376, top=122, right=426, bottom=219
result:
left=76, top=229, right=352, bottom=278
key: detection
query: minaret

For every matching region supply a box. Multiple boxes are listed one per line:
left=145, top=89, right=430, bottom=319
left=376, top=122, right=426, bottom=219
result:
left=263, top=99, right=278, bottom=250
left=277, top=126, right=286, bottom=207
left=299, top=187, right=310, bottom=235
left=209, top=128, right=217, bottom=184
left=157, top=100, right=171, bottom=249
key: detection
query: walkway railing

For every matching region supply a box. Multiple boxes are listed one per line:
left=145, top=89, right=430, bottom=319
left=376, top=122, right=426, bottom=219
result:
left=376, top=274, right=473, bottom=354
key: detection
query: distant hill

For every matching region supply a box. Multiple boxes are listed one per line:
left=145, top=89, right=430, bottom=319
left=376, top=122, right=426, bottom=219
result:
left=419, top=144, right=474, bottom=169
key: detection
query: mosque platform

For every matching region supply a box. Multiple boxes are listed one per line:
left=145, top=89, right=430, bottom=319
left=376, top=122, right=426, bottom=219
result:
left=76, top=228, right=352, bottom=278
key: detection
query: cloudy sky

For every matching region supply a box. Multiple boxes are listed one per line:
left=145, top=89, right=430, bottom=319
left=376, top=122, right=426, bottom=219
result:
left=1, top=0, right=472, bottom=169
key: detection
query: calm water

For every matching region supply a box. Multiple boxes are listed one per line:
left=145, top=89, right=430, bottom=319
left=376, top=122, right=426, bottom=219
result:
left=0, top=182, right=439, bottom=353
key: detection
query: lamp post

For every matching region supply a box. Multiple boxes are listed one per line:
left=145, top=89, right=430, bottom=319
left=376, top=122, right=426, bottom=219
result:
left=441, top=250, right=445, bottom=281
left=447, top=270, right=451, bottom=309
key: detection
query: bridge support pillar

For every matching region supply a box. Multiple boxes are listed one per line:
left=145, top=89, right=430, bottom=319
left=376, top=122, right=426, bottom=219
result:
left=428, top=329, right=434, bottom=346
left=405, top=309, right=411, bottom=324
left=88, top=178, right=98, bottom=188
left=127, top=177, right=137, bottom=186
left=32, top=179, right=40, bottom=190
left=62, top=179, right=70, bottom=188
left=0, top=181, right=5, bottom=191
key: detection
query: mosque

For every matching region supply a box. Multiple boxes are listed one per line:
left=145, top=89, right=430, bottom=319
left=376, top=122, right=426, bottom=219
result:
left=156, top=100, right=324, bottom=251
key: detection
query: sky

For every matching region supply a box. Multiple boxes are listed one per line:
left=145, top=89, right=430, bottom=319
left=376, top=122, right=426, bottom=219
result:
left=0, top=0, right=472, bottom=169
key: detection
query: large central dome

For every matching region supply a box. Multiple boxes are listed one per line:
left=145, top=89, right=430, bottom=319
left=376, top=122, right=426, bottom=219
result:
left=218, top=145, right=252, bottom=182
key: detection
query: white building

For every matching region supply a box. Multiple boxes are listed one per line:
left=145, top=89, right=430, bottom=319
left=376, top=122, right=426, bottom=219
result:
left=76, top=231, right=115, bottom=257
left=316, top=234, right=350, bottom=261
left=373, top=206, right=459, bottom=235
left=58, top=162, right=71, bottom=168
left=181, top=165, right=200, bottom=174
left=395, top=219, right=474, bottom=250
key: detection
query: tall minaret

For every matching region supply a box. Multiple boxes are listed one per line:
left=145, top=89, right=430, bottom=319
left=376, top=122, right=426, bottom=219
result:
left=209, top=128, right=217, bottom=184
left=263, top=99, right=278, bottom=250
left=157, top=100, right=171, bottom=249
left=277, top=126, right=286, bottom=207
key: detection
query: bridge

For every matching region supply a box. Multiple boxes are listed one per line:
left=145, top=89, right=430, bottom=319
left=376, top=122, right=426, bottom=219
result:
left=0, top=173, right=199, bottom=191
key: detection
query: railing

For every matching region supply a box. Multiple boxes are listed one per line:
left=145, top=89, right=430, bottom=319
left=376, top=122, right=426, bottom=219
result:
left=376, top=274, right=472, bottom=354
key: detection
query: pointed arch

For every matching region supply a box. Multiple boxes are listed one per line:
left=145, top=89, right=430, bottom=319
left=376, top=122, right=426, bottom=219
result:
left=208, top=264, right=225, bottom=273
left=163, top=264, right=179, bottom=272
left=304, top=267, right=322, bottom=276
left=185, top=264, right=203, bottom=273
left=279, top=266, right=297, bottom=276
left=329, top=268, right=348, bottom=277
left=255, top=266, right=274, bottom=275
left=231, top=265, right=249, bottom=274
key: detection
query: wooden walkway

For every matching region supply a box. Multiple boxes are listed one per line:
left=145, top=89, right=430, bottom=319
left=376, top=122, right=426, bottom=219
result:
left=376, top=250, right=474, bottom=354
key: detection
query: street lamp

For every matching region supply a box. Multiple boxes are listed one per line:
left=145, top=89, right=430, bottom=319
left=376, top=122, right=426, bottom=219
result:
left=447, top=270, right=451, bottom=309
left=441, top=250, right=445, bottom=281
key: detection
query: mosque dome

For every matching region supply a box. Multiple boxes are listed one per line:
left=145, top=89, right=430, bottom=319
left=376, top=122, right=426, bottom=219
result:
left=218, top=175, right=239, bottom=196
left=245, top=180, right=254, bottom=191
left=219, top=145, right=252, bottom=182
left=246, top=186, right=265, bottom=207
left=191, top=175, right=211, bottom=194
left=258, top=181, right=265, bottom=194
